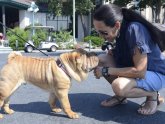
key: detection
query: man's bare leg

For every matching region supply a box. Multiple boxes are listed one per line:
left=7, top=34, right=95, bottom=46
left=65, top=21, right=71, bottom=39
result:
left=111, top=77, right=163, bottom=115
left=96, top=53, right=163, bottom=114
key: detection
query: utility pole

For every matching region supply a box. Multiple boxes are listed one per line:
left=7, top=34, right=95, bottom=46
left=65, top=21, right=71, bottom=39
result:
left=27, top=2, right=39, bottom=36
left=2, top=6, right=6, bottom=37
left=73, top=0, right=76, bottom=43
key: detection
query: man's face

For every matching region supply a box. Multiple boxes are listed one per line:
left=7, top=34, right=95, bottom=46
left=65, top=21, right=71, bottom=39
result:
left=93, top=20, right=119, bottom=42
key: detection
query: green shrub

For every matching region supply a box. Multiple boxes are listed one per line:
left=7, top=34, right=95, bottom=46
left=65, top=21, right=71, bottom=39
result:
left=6, top=25, right=47, bottom=50
left=6, top=27, right=29, bottom=50
left=83, top=35, right=104, bottom=47
left=31, top=29, right=47, bottom=46
left=25, top=24, right=47, bottom=46
left=57, top=41, right=75, bottom=49
left=52, top=30, right=74, bottom=49
left=53, top=30, right=72, bottom=43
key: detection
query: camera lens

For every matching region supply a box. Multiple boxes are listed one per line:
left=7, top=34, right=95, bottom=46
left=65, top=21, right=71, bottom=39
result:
left=101, top=43, right=107, bottom=51
left=101, top=41, right=110, bottom=51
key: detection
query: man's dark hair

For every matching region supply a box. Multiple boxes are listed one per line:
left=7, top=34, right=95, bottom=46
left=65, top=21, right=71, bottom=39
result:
left=94, top=4, right=165, bottom=51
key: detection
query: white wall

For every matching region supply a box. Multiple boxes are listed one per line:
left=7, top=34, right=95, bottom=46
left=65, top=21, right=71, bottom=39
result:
left=141, top=7, right=152, bottom=22
left=19, top=10, right=89, bottom=41
left=19, top=10, right=46, bottom=29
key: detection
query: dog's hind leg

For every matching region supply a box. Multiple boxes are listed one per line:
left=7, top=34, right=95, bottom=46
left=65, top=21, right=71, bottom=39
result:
left=48, top=92, right=62, bottom=113
left=0, top=89, right=14, bottom=117
left=0, top=97, right=4, bottom=119
left=0, top=63, right=22, bottom=118
left=1, top=80, right=23, bottom=115
left=2, top=97, right=14, bottom=114
left=0, top=79, right=22, bottom=116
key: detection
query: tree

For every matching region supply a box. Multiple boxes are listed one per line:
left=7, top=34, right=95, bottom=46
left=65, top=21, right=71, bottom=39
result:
left=140, top=0, right=162, bottom=23
left=76, top=0, right=95, bottom=36
left=113, top=0, right=165, bottom=24
left=37, top=0, right=95, bottom=37
left=113, top=0, right=132, bottom=7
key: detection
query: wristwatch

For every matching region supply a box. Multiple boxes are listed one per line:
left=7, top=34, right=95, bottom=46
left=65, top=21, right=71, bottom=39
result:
left=102, top=67, right=109, bottom=76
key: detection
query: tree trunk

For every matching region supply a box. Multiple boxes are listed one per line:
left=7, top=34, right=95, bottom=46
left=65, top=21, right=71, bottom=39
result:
left=155, top=0, right=161, bottom=23
left=80, top=14, right=88, bottom=37
left=152, top=7, right=156, bottom=23
left=162, top=8, right=165, bottom=24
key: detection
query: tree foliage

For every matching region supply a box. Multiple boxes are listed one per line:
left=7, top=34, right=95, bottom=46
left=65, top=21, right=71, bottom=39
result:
left=113, top=0, right=165, bottom=23
left=113, top=0, right=132, bottom=7
left=37, top=0, right=95, bottom=37
left=37, top=0, right=95, bottom=16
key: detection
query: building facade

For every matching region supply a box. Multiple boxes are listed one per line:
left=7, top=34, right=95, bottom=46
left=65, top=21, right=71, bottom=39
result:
left=0, top=0, right=164, bottom=42
left=0, top=0, right=71, bottom=38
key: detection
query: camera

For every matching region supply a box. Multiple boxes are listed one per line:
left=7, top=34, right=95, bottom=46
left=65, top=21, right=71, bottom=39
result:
left=101, top=41, right=114, bottom=51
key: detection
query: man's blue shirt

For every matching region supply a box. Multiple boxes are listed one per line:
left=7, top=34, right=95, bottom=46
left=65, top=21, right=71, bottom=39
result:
left=113, top=21, right=165, bottom=75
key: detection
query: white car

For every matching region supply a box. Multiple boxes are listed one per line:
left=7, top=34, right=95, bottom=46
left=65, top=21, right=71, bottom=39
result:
left=82, top=42, right=94, bottom=49
left=38, top=41, right=59, bottom=52
left=24, top=26, right=59, bottom=53
left=24, top=40, right=59, bottom=53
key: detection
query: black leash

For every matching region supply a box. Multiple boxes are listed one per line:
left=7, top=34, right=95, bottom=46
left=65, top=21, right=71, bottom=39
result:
left=0, top=21, right=49, bottom=56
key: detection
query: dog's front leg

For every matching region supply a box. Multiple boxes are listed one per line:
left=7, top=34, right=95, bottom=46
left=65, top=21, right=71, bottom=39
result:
left=48, top=92, right=62, bottom=113
left=56, top=89, right=79, bottom=119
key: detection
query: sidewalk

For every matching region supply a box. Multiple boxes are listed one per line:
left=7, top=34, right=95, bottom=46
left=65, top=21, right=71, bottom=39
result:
left=0, top=46, right=13, bottom=53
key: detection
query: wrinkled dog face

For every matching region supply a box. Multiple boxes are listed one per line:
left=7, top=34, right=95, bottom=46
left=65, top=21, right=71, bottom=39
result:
left=73, top=48, right=99, bottom=73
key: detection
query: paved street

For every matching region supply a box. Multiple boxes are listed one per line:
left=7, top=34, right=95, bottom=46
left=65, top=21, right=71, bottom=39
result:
left=0, top=50, right=165, bottom=124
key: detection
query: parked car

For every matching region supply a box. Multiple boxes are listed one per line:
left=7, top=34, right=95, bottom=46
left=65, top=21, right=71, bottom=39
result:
left=82, top=42, right=94, bottom=49
left=24, top=26, right=59, bottom=53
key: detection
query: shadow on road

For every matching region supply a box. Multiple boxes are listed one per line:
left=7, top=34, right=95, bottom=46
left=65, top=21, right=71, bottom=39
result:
left=10, top=93, right=165, bottom=123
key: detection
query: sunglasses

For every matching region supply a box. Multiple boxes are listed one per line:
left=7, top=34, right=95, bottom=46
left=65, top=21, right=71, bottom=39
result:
left=97, top=30, right=109, bottom=36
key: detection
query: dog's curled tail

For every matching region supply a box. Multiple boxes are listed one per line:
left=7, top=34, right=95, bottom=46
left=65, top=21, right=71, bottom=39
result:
left=8, top=51, right=22, bottom=63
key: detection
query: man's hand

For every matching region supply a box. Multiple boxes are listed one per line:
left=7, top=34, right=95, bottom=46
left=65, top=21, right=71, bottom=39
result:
left=93, top=67, right=103, bottom=79
left=107, top=49, right=113, bottom=55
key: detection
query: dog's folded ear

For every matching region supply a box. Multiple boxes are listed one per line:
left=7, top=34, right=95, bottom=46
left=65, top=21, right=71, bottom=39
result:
left=74, top=44, right=85, bottom=49
left=75, top=56, right=84, bottom=72
left=75, top=56, right=81, bottom=64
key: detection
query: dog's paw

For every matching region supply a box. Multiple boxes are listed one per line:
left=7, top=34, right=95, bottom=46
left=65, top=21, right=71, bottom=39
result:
left=0, top=114, right=3, bottom=119
left=4, top=108, right=14, bottom=114
left=52, top=108, right=62, bottom=113
left=68, top=112, right=79, bottom=119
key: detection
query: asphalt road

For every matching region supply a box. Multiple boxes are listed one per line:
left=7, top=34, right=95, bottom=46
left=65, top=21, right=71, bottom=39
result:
left=1, top=50, right=165, bottom=124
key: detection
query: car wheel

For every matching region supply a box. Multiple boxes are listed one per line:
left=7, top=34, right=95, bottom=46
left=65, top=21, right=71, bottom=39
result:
left=50, top=45, right=57, bottom=52
left=24, top=49, right=27, bottom=52
left=26, top=46, right=33, bottom=53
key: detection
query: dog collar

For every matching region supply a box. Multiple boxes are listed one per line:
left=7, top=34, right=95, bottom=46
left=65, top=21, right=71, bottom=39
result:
left=56, top=58, right=71, bottom=79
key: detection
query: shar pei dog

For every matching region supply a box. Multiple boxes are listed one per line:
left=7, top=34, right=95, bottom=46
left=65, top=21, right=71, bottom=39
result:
left=0, top=48, right=99, bottom=119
